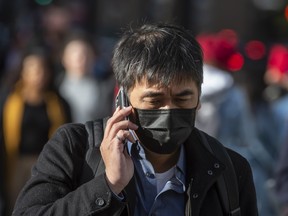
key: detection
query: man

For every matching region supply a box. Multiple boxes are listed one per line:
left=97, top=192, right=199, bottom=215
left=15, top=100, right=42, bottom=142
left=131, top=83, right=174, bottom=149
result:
left=12, top=23, right=258, bottom=216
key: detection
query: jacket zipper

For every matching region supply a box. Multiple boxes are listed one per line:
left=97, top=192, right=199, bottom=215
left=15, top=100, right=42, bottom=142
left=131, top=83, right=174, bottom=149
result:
left=185, top=178, right=193, bottom=216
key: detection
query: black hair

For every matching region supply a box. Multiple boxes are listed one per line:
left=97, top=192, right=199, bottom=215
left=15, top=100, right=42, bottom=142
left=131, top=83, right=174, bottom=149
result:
left=112, top=23, right=203, bottom=92
left=3, top=45, right=55, bottom=90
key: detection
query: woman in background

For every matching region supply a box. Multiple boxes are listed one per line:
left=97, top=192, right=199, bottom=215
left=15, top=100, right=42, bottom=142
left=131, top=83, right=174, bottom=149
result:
left=0, top=46, right=71, bottom=215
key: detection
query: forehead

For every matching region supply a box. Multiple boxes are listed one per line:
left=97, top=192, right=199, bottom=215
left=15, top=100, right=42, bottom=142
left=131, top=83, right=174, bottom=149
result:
left=64, top=40, right=89, bottom=53
left=23, top=55, right=42, bottom=65
left=129, top=77, right=198, bottom=93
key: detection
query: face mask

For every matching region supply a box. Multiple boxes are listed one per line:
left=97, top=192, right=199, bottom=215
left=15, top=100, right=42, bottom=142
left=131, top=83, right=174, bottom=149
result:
left=134, top=108, right=196, bottom=154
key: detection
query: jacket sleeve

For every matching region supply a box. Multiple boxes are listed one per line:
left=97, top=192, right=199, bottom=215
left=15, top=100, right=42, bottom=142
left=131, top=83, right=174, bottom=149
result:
left=227, top=149, right=259, bottom=216
left=12, top=124, right=126, bottom=216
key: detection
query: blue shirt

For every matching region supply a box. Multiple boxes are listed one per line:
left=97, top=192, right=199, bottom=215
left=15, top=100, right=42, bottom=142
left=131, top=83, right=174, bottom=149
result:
left=127, top=141, right=186, bottom=216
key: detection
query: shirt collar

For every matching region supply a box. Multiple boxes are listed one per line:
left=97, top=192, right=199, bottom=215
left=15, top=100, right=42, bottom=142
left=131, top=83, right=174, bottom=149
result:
left=127, top=139, right=186, bottom=178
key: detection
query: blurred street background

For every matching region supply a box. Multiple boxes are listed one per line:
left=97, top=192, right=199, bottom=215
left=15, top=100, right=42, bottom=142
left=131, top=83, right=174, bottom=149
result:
left=0, top=0, right=288, bottom=215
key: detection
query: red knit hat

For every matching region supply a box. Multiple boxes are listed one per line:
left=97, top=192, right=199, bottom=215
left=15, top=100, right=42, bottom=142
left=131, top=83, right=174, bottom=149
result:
left=197, top=29, right=244, bottom=72
left=265, top=44, right=288, bottom=85
left=267, top=44, right=288, bottom=75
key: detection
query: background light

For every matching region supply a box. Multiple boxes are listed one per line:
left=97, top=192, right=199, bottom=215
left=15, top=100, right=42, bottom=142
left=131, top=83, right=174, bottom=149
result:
left=35, top=0, right=53, bottom=6
left=245, top=40, right=266, bottom=60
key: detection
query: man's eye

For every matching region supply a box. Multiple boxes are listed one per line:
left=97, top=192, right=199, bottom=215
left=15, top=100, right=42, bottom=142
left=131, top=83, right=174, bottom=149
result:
left=175, top=98, right=189, bottom=102
left=148, top=100, right=161, bottom=105
left=142, top=99, right=162, bottom=108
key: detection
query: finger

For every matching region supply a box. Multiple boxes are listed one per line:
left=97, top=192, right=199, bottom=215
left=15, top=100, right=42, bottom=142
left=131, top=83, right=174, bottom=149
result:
left=113, top=106, right=133, bottom=122
left=110, top=131, right=128, bottom=153
left=125, top=130, right=136, bottom=144
left=109, top=120, right=138, bottom=140
left=116, top=130, right=136, bottom=154
left=115, top=134, right=125, bottom=143
left=116, top=131, right=133, bottom=157
left=114, top=120, right=138, bottom=132
left=115, top=130, right=131, bottom=143
left=113, top=106, right=121, bottom=115
left=104, top=106, right=133, bottom=136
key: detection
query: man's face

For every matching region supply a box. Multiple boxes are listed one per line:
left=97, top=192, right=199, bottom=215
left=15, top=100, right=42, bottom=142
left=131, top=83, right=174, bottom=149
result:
left=128, top=78, right=200, bottom=110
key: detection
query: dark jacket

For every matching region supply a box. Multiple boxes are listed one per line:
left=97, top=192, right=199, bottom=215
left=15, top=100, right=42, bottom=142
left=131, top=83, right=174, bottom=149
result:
left=12, top=123, right=258, bottom=216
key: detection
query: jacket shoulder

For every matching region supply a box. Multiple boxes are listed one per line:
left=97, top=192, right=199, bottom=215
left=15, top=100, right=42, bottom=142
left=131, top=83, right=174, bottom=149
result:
left=225, top=147, right=253, bottom=182
left=201, top=130, right=251, bottom=171
left=54, top=122, right=87, bottom=139
left=199, top=130, right=254, bottom=189
left=47, top=123, right=88, bottom=156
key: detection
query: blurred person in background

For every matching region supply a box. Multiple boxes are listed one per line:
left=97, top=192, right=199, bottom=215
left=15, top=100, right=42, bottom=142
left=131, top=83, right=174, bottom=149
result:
left=0, top=140, right=7, bottom=216
left=195, top=30, right=246, bottom=138
left=241, top=41, right=283, bottom=216
left=267, top=44, right=288, bottom=216
left=38, top=0, right=91, bottom=75
left=264, top=44, right=288, bottom=151
left=275, top=133, right=288, bottom=216
left=196, top=30, right=278, bottom=216
left=0, top=45, right=71, bottom=215
left=57, top=31, right=115, bottom=123
left=2, top=1, right=89, bottom=85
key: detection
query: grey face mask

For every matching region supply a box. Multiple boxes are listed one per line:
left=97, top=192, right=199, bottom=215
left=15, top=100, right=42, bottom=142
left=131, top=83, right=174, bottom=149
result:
left=134, top=108, right=196, bottom=154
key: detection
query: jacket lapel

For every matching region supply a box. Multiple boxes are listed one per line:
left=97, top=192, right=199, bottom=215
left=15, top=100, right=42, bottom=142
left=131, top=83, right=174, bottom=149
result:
left=184, top=128, right=225, bottom=215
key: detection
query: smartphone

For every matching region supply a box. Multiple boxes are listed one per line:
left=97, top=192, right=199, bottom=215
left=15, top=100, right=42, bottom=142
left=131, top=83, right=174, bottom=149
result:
left=115, top=87, right=129, bottom=111
left=115, top=87, right=138, bottom=147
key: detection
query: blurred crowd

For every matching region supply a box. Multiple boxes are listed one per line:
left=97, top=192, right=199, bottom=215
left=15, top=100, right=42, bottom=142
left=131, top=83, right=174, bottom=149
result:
left=0, top=2, right=116, bottom=215
left=0, top=1, right=288, bottom=216
left=195, top=30, right=288, bottom=216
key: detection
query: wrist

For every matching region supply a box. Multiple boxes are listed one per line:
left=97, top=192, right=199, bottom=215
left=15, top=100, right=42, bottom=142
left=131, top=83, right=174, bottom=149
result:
left=105, top=174, right=124, bottom=195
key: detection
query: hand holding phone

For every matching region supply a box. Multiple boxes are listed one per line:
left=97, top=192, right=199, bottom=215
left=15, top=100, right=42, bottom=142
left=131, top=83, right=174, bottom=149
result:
left=101, top=86, right=140, bottom=194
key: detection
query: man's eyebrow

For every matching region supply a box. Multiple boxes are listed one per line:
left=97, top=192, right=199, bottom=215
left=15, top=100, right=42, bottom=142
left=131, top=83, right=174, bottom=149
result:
left=174, top=89, right=195, bottom=97
left=140, top=91, right=165, bottom=98
left=140, top=89, right=195, bottom=99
